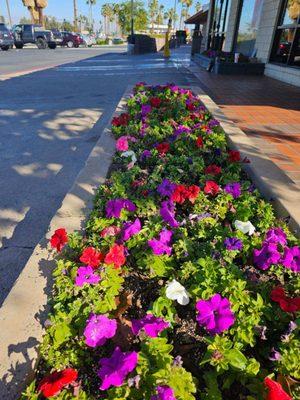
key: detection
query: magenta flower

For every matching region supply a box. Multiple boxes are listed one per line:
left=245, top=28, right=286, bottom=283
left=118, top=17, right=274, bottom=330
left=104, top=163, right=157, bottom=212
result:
left=116, top=136, right=129, bottom=152
left=224, top=182, right=241, bottom=199
left=281, top=246, right=300, bottom=273
left=160, top=201, right=179, bottom=228
left=151, top=386, right=176, bottom=400
left=196, top=294, right=235, bottom=335
left=84, top=314, right=117, bottom=348
left=106, top=198, right=136, bottom=218
left=157, top=179, right=176, bottom=197
left=265, top=228, right=287, bottom=245
left=141, top=104, right=152, bottom=116
left=131, top=314, right=169, bottom=337
left=98, top=347, right=138, bottom=390
left=224, top=237, right=243, bottom=251
left=148, top=229, right=173, bottom=256
left=253, top=243, right=281, bottom=270
left=75, top=265, right=101, bottom=287
left=122, top=218, right=141, bottom=241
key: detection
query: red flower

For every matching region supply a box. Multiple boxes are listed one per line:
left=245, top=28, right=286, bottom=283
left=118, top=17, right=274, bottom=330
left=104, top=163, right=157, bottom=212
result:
left=112, top=113, right=130, bottom=127
left=196, top=137, right=203, bottom=148
left=186, top=102, right=196, bottom=111
left=104, top=244, right=126, bottom=269
left=38, top=368, right=78, bottom=398
left=264, top=377, right=292, bottom=400
left=50, top=228, right=68, bottom=252
left=204, top=181, right=220, bottom=196
left=150, top=97, right=161, bottom=108
left=171, top=185, right=189, bottom=204
left=271, top=287, right=300, bottom=313
left=156, top=143, right=170, bottom=155
left=186, top=185, right=200, bottom=203
left=205, top=164, right=222, bottom=176
left=80, top=247, right=104, bottom=269
left=228, top=150, right=241, bottom=163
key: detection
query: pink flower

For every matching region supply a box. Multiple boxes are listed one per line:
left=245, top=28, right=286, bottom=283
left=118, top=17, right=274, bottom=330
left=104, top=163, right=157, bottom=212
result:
left=98, top=347, right=138, bottom=390
left=84, top=314, right=117, bottom=348
left=151, top=385, right=177, bottom=400
left=116, top=136, right=129, bottom=152
left=131, top=314, right=169, bottom=337
left=100, top=226, right=121, bottom=238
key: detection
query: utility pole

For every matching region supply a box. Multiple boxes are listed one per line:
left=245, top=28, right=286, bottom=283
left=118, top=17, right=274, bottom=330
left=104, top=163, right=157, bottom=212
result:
left=5, top=0, right=12, bottom=27
left=73, top=0, right=78, bottom=31
left=130, top=0, right=134, bottom=37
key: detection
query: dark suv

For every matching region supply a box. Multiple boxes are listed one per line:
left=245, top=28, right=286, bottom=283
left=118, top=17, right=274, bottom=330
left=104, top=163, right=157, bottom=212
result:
left=0, top=23, right=14, bottom=50
left=12, top=24, right=56, bottom=49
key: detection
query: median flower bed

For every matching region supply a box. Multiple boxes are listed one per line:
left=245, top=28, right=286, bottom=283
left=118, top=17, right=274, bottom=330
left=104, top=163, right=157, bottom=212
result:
left=22, top=83, right=300, bottom=400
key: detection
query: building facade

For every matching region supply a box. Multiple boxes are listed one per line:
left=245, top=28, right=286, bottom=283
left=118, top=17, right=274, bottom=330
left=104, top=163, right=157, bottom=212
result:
left=197, top=0, right=300, bottom=86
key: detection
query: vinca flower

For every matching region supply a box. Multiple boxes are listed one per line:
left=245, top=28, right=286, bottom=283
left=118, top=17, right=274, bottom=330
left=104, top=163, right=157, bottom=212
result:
left=131, top=314, right=169, bottom=337
left=98, top=347, right=138, bottom=390
left=196, top=294, right=235, bottom=335
left=84, top=314, right=117, bottom=348
left=75, top=266, right=101, bottom=287
left=166, top=279, right=190, bottom=305
left=234, top=220, right=255, bottom=235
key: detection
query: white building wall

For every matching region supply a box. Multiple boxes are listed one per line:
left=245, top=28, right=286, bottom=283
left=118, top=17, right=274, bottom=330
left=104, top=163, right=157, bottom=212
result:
left=223, top=0, right=240, bottom=51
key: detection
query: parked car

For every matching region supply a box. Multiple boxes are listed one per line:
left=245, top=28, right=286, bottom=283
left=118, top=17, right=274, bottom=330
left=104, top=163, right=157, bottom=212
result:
left=60, top=31, right=81, bottom=48
left=0, top=23, right=14, bottom=50
left=12, top=24, right=56, bottom=49
left=81, top=34, right=96, bottom=47
left=51, top=29, right=63, bottom=46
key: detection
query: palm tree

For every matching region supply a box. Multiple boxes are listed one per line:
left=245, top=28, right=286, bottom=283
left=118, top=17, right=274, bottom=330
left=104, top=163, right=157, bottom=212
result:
left=73, top=0, right=78, bottom=31
left=101, top=3, right=112, bottom=36
left=112, top=3, right=120, bottom=36
left=86, top=0, right=96, bottom=32
left=148, top=0, right=159, bottom=33
left=185, top=0, right=193, bottom=20
left=195, top=1, right=202, bottom=12
left=6, top=0, right=12, bottom=26
left=156, top=4, right=165, bottom=25
left=164, top=7, right=178, bottom=26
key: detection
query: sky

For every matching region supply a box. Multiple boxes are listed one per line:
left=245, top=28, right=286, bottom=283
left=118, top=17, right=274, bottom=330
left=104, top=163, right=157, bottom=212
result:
left=1, top=0, right=197, bottom=27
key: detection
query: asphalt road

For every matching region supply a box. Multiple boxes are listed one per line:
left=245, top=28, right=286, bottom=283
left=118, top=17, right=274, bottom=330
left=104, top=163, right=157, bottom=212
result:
left=0, top=45, right=197, bottom=306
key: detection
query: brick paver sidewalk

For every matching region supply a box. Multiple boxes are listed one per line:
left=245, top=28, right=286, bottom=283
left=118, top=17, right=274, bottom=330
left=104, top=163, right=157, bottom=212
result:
left=189, top=66, right=300, bottom=184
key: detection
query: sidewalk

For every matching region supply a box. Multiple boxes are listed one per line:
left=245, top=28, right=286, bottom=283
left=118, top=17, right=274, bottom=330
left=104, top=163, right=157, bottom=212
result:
left=188, top=65, right=300, bottom=185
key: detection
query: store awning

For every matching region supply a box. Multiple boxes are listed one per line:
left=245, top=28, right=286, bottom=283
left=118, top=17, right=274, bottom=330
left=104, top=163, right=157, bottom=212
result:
left=185, top=9, right=209, bottom=24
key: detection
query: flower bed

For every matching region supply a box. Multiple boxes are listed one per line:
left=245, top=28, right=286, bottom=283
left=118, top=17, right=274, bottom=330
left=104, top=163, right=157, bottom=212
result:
left=22, top=84, right=300, bottom=400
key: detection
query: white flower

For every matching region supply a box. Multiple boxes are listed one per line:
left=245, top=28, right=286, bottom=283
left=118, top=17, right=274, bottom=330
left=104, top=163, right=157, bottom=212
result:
left=234, top=220, right=255, bottom=235
left=121, top=150, right=137, bottom=165
left=166, top=279, right=190, bottom=305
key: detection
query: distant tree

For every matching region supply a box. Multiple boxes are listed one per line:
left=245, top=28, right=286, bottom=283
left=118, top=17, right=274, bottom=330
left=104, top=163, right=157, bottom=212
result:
left=19, top=16, right=32, bottom=23
left=195, top=1, right=202, bottom=11
left=62, top=19, right=74, bottom=31
left=78, top=14, right=89, bottom=31
left=44, top=15, right=61, bottom=30
left=101, top=3, right=114, bottom=35
left=116, top=1, right=147, bottom=35
left=86, top=0, right=97, bottom=32
left=164, top=7, right=178, bottom=25
left=156, top=4, right=165, bottom=25
left=148, top=0, right=159, bottom=32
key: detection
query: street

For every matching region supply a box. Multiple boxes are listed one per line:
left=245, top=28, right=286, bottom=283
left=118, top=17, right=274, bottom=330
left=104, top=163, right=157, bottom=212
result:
left=0, top=45, right=197, bottom=306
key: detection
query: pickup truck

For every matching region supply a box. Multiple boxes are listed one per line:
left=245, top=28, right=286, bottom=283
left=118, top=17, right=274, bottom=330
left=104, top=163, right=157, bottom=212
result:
left=0, top=23, right=14, bottom=50
left=12, top=24, right=56, bottom=49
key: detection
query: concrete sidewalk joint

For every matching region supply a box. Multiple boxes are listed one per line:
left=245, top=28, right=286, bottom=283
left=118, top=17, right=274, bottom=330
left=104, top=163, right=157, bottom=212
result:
left=191, top=85, right=300, bottom=237
left=0, top=87, right=132, bottom=399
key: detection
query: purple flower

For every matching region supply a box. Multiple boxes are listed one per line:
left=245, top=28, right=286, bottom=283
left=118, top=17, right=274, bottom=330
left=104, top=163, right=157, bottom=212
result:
left=106, top=198, right=136, bottom=218
left=160, top=201, right=179, bottom=228
left=131, top=314, right=169, bottom=337
left=84, top=314, right=117, bottom=348
left=173, top=355, right=183, bottom=367
left=281, top=321, right=297, bottom=342
left=196, top=293, right=235, bottom=335
left=253, top=243, right=281, bottom=270
left=269, top=347, right=281, bottom=361
left=265, top=228, right=287, bottom=245
left=281, top=246, right=300, bottom=273
left=208, top=119, right=220, bottom=128
left=75, top=266, right=101, bottom=287
left=224, top=182, right=241, bottom=199
left=140, top=149, right=152, bottom=160
left=148, top=229, right=173, bottom=256
left=141, top=104, right=152, bottom=116
left=151, top=386, right=176, bottom=400
left=122, top=218, right=141, bottom=241
left=174, top=125, right=191, bottom=136
left=98, top=347, right=138, bottom=390
left=157, top=179, right=176, bottom=197
left=224, top=237, right=243, bottom=251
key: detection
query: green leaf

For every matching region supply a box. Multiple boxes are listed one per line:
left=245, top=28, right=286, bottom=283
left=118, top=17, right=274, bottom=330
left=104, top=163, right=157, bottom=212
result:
left=224, top=349, right=247, bottom=370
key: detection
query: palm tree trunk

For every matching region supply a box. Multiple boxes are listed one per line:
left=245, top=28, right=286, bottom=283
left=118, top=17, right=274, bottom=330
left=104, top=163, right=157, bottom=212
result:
left=73, top=0, right=78, bottom=31
left=173, top=0, right=177, bottom=30
left=5, top=0, right=12, bottom=26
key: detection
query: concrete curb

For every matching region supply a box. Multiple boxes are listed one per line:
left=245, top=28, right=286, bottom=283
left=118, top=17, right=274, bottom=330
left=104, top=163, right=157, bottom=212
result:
left=191, top=85, right=300, bottom=236
left=0, top=87, right=132, bottom=399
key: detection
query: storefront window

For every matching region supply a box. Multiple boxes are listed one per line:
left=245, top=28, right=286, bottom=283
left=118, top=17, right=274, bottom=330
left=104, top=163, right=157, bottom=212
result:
left=235, top=0, right=263, bottom=56
left=208, top=0, right=231, bottom=50
left=270, top=0, right=300, bottom=66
